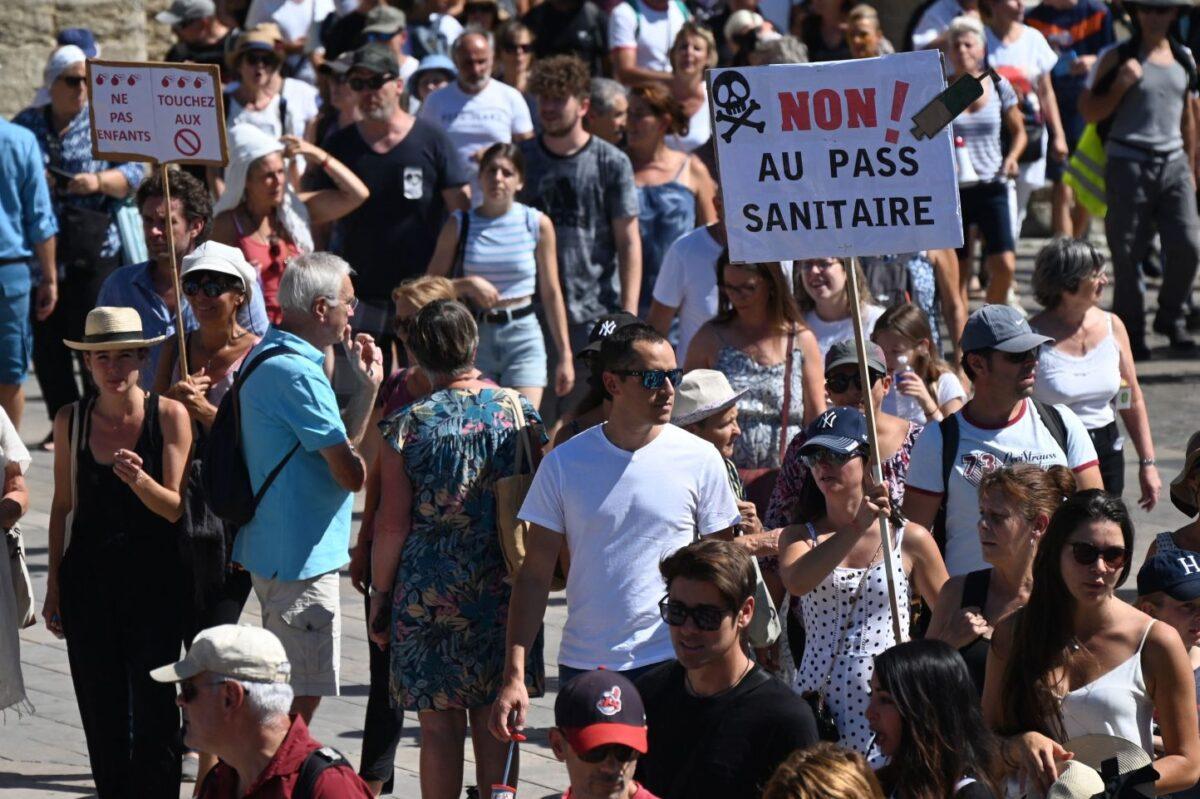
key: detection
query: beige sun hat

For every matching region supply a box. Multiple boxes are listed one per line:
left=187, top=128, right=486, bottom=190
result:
left=671, top=369, right=747, bottom=427
left=1170, top=430, right=1200, bottom=517
left=1062, top=734, right=1158, bottom=799
left=1045, top=760, right=1106, bottom=799
left=150, top=624, right=291, bottom=684
left=64, top=307, right=167, bottom=352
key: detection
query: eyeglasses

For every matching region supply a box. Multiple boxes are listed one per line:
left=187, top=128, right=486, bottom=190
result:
left=178, top=677, right=228, bottom=703
left=611, top=368, right=682, bottom=390
left=577, top=744, right=640, bottom=765
left=1069, top=542, right=1127, bottom=569
left=999, top=347, right=1041, bottom=364
left=59, top=75, right=87, bottom=88
left=801, top=259, right=839, bottom=272
left=824, top=372, right=881, bottom=393
left=183, top=277, right=240, bottom=298
left=325, top=295, right=360, bottom=311
left=502, top=42, right=534, bottom=54
left=720, top=280, right=760, bottom=298
left=799, top=448, right=862, bottom=469
left=348, top=74, right=395, bottom=91
left=243, top=52, right=282, bottom=69
left=659, top=597, right=732, bottom=631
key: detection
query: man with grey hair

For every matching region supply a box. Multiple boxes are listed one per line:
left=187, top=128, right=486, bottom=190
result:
left=419, top=28, right=534, bottom=201
left=234, top=252, right=382, bottom=725
left=152, top=625, right=374, bottom=797
left=585, top=77, right=629, bottom=146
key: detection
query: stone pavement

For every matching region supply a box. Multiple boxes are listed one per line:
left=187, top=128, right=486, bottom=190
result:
left=4, top=235, right=1200, bottom=797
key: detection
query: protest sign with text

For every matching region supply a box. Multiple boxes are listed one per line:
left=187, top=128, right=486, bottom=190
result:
left=709, top=50, right=962, bottom=263
left=86, top=59, right=227, bottom=166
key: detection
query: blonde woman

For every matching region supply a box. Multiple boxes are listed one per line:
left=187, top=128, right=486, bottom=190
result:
left=666, top=22, right=718, bottom=153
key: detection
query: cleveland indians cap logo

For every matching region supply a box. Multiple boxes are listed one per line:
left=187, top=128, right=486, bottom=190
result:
left=596, top=686, right=622, bottom=716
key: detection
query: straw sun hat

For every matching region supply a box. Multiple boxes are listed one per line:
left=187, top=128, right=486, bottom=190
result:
left=64, top=307, right=167, bottom=352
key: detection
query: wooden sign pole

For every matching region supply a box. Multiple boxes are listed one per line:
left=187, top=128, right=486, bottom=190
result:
left=159, top=164, right=189, bottom=377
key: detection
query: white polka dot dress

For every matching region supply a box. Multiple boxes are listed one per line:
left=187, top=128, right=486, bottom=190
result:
left=793, top=522, right=911, bottom=764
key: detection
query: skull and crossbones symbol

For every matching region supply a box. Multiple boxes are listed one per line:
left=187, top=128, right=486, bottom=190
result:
left=713, top=71, right=765, bottom=143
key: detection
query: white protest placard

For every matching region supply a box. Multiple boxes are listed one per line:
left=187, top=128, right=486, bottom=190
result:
left=86, top=59, right=228, bottom=166
left=708, top=50, right=962, bottom=263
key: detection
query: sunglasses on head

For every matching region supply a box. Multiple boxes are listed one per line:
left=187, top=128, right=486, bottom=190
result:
left=799, top=447, right=862, bottom=469
left=1069, top=542, right=1127, bottom=569
left=502, top=42, right=534, bottom=54
left=612, top=368, right=682, bottom=390
left=824, top=372, right=881, bottom=394
left=578, top=744, right=640, bottom=764
left=659, top=597, right=732, bottom=631
left=348, top=74, right=394, bottom=91
left=183, top=276, right=240, bottom=298
left=178, top=677, right=227, bottom=703
left=243, top=51, right=281, bottom=68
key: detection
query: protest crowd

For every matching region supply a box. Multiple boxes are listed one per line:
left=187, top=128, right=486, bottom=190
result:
left=9, top=0, right=1200, bottom=796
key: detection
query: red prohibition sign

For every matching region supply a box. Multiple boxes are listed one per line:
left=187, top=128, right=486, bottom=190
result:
left=174, top=128, right=202, bottom=157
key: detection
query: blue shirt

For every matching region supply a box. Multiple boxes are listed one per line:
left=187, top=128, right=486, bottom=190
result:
left=0, top=118, right=58, bottom=261
left=96, top=260, right=270, bottom=389
left=233, top=327, right=351, bottom=581
left=12, top=104, right=144, bottom=263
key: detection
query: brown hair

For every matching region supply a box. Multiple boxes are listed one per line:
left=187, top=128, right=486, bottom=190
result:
left=629, top=83, right=688, bottom=137
left=480, top=141, right=527, bottom=181
left=392, top=275, right=456, bottom=310
left=977, top=464, right=1078, bottom=527
left=407, top=299, right=479, bottom=379
left=497, top=20, right=533, bottom=50
left=660, top=539, right=756, bottom=612
left=763, top=743, right=885, bottom=799
left=714, top=257, right=805, bottom=333
left=671, top=21, right=719, bottom=69
left=871, top=303, right=953, bottom=386
left=794, top=258, right=873, bottom=316
left=528, top=54, right=590, bottom=100
left=136, top=167, right=213, bottom=241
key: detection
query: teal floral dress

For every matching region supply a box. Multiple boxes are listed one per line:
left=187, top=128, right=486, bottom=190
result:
left=381, top=388, right=546, bottom=711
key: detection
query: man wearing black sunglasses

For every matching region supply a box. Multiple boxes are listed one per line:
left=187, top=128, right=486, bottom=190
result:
left=635, top=540, right=817, bottom=799
left=549, top=670, right=658, bottom=799
left=490, top=323, right=740, bottom=744
left=904, top=304, right=1103, bottom=576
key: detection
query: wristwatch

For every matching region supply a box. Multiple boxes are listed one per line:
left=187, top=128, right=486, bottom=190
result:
left=1140, top=458, right=1156, bottom=467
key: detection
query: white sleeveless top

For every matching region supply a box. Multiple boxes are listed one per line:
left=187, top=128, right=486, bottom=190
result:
left=1033, top=314, right=1122, bottom=430
left=1060, top=620, right=1156, bottom=755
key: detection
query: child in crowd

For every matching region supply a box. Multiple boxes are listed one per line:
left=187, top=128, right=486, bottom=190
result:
left=871, top=303, right=967, bottom=425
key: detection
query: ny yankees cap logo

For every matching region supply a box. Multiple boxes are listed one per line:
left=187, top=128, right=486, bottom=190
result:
left=819, top=409, right=838, bottom=429
left=598, top=320, right=617, bottom=337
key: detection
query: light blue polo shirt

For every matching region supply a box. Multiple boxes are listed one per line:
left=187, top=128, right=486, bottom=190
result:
left=233, top=327, right=351, bottom=581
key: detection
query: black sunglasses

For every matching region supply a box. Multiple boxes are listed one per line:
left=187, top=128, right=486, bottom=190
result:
left=183, top=276, right=240, bottom=298
left=243, top=51, right=281, bottom=68
left=799, top=448, right=861, bottom=469
left=611, top=368, right=682, bottom=390
left=178, top=677, right=226, bottom=703
left=659, top=597, right=732, bottom=631
left=825, top=372, right=882, bottom=394
left=502, top=43, right=534, bottom=54
left=60, top=75, right=87, bottom=88
left=1069, top=542, right=1127, bottom=569
left=999, top=347, right=1041, bottom=364
left=348, top=74, right=395, bottom=91
left=578, top=744, right=640, bottom=765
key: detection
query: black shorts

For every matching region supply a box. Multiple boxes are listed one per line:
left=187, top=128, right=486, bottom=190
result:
left=959, top=181, right=1015, bottom=257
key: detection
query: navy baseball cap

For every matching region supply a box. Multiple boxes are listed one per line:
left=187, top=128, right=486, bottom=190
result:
left=58, top=28, right=99, bottom=58
left=961, top=304, right=1054, bottom=354
left=1137, top=549, right=1200, bottom=601
left=554, top=670, right=648, bottom=755
left=799, top=406, right=869, bottom=456
left=576, top=312, right=642, bottom=357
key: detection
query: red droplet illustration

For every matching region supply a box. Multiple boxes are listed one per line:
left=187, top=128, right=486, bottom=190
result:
left=162, top=76, right=170, bottom=87
left=194, top=78, right=203, bottom=89
left=177, top=77, right=186, bottom=88
left=128, top=75, right=137, bottom=86
left=96, top=75, right=105, bottom=85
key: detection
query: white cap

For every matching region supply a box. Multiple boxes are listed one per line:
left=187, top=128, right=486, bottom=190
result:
left=181, top=241, right=258, bottom=301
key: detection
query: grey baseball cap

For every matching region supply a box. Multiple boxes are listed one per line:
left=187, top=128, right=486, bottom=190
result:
left=825, top=339, right=887, bottom=376
left=961, top=304, right=1054, bottom=353
left=156, top=0, right=216, bottom=25
left=362, top=5, right=407, bottom=35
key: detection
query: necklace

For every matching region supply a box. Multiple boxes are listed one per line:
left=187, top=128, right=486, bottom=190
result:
left=684, top=658, right=753, bottom=698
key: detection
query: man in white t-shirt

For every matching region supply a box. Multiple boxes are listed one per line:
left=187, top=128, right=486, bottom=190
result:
left=909, top=0, right=978, bottom=51
left=609, top=0, right=690, bottom=86
left=488, top=322, right=741, bottom=742
left=418, top=30, right=534, bottom=202
left=904, top=304, right=1103, bottom=576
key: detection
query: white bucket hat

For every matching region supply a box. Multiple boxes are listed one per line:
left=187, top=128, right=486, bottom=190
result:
left=671, top=369, right=747, bottom=427
left=181, top=240, right=258, bottom=301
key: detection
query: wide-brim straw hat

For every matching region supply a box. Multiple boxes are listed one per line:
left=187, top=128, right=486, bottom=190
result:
left=65, top=307, right=167, bottom=351
left=1045, top=760, right=1106, bottom=799
left=1171, top=430, right=1200, bottom=517
left=1062, top=734, right=1158, bottom=799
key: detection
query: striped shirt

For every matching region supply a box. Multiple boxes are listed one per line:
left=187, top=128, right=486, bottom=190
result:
left=456, top=203, right=541, bottom=300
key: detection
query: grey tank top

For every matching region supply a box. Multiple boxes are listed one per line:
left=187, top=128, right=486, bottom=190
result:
left=1108, top=56, right=1187, bottom=156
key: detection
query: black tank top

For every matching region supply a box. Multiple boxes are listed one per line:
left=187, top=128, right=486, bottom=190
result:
left=70, top=394, right=177, bottom=553
left=958, top=568, right=992, bottom=697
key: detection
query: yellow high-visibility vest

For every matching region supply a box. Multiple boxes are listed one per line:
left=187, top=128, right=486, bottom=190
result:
left=1063, top=123, right=1108, bottom=218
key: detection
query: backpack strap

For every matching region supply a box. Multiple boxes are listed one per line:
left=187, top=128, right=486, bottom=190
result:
left=932, top=413, right=960, bottom=555
left=294, top=746, right=353, bottom=799
left=235, top=345, right=303, bottom=510
left=1030, top=398, right=1069, bottom=459
left=279, top=93, right=290, bottom=134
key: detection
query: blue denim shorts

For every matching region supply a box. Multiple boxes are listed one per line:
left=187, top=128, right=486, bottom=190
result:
left=0, top=265, right=32, bottom=385
left=475, top=311, right=547, bottom=388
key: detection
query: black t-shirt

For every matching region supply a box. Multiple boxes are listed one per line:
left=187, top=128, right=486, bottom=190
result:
left=315, top=120, right=469, bottom=301
left=634, top=661, right=819, bottom=799
left=322, top=11, right=368, bottom=61
left=523, top=0, right=608, bottom=76
left=165, top=32, right=234, bottom=80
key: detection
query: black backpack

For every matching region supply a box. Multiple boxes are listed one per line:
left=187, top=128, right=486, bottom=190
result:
left=930, top=399, right=1069, bottom=553
left=201, top=346, right=301, bottom=527
left=1091, top=34, right=1198, bottom=144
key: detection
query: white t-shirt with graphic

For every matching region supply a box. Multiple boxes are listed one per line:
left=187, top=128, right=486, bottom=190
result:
left=906, top=398, right=1099, bottom=575
left=987, top=25, right=1059, bottom=185
left=519, top=423, right=741, bottom=671
left=609, top=0, right=690, bottom=73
